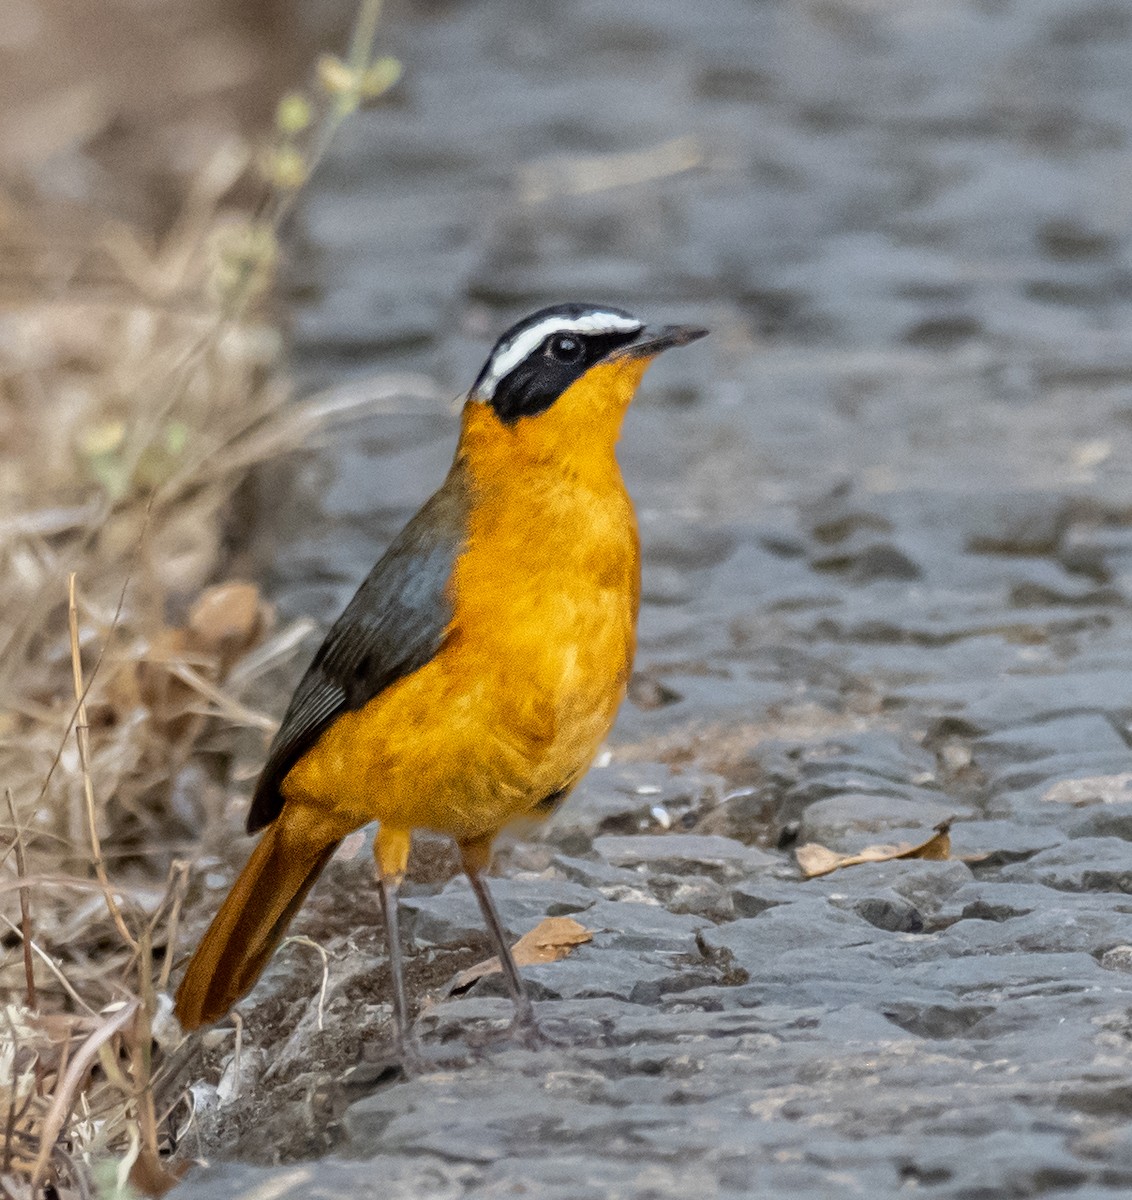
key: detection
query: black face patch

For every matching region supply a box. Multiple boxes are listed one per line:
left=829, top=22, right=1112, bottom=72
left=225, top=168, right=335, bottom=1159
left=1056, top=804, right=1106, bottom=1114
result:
left=472, top=303, right=644, bottom=426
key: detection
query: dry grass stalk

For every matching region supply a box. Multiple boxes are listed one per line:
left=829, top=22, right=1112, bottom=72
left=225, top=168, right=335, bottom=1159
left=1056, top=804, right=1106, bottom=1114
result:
left=0, top=0, right=406, bottom=1191
left=67, top=572, right=137, bottom=954
left=4, top=789, right=36, bottom=1011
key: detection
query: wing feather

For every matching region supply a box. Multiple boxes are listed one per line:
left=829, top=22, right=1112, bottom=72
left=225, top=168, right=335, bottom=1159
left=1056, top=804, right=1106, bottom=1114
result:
left=246, top=465, right=470, bottom=832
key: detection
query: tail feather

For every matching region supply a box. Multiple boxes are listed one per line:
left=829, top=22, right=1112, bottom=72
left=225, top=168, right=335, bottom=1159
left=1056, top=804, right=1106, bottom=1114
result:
left=174, top=821, right=341, bottom=1030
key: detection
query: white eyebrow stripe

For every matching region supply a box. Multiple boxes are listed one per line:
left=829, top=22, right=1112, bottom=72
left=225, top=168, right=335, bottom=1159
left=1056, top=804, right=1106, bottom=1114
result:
left=476, top=311, right=643, bottom=398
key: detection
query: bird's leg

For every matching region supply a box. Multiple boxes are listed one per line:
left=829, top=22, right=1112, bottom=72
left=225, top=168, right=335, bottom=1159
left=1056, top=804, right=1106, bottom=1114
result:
left=375, top=825, right=423, bottom=1072
left=459, top=835, right=542, bottom=1047
left=376, top=873, right=415, bottom=1060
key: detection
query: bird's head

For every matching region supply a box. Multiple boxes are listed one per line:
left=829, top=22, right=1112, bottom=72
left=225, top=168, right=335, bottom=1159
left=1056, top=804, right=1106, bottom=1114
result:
left=463, top=303, right=707, bottom=462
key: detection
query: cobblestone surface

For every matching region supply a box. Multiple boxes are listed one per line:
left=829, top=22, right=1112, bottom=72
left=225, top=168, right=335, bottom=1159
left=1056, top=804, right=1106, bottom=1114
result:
left=178, top=0, right=1132, bottom=1195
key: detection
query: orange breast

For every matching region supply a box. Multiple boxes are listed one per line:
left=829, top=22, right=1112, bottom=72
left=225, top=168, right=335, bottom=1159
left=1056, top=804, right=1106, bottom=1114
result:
left=281, top=379, right=641, bottom=845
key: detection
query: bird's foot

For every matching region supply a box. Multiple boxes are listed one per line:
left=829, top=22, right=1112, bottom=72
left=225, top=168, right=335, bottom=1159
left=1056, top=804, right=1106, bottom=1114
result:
left=395, top=1034, right=431, bottom=1077
left=354, top=1032, right=430, bottom=1081
left=342, top=1032, right=430, bottom=1094
left=509, top=1004, right=566, bottom=1050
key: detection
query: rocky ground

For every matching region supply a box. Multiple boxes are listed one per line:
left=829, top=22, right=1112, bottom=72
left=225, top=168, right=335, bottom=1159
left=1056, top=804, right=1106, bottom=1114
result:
left=175, top=0, right=1132, bottom=1196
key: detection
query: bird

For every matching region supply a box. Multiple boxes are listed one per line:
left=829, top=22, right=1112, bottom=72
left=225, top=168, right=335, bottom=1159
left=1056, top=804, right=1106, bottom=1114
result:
left=173, top=302, right=708, bottom=1057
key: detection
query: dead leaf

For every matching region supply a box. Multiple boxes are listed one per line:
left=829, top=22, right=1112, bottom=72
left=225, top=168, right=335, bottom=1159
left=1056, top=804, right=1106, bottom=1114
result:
left=137, top=626, right=195, bottom=727
left=449, top=916, right=592, bottom=994
left=510, top=916, right=593, bottom=965
left=796, top=819, right=953, bottom=879
left=187, top=580, right=266, bottom=660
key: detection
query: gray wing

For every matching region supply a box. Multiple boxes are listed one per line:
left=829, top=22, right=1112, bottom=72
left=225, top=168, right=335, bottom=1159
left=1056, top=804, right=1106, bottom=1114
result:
left=246, top=467, right=470, bottom=833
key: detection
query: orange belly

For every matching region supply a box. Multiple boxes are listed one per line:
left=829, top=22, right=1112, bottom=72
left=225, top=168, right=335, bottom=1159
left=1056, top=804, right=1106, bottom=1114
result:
left=280, top=446, right=640, bottom=845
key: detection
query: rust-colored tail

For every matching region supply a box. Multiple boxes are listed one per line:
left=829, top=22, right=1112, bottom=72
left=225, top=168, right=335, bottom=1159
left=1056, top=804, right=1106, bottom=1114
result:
left=174, top=820, right=340, bottom=1030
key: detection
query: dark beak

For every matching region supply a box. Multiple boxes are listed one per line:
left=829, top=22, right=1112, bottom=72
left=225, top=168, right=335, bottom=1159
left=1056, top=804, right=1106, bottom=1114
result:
left=611, top=323, right=709, bottom=361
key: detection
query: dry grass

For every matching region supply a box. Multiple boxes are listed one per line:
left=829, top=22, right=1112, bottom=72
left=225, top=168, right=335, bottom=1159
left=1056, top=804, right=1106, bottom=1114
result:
left=0, top=2, right=406, bottom=1194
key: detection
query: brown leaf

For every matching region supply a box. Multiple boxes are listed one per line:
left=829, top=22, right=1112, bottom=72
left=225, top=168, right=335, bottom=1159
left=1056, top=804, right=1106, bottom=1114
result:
left=103, top=658, right=143, bottom=717
left=511, top=916, right=593, bottom=966
left=796, top=819, right=953, bottom=879
left=449, top=916, right=592, bottom=994
left=138, top=627, right=195, bottom=725
left=187, top=580, right=265, bottom=658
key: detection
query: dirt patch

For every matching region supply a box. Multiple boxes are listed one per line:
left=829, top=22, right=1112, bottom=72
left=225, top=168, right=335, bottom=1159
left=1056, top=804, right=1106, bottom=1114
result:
left=175, top=844, right=492, bottom=1164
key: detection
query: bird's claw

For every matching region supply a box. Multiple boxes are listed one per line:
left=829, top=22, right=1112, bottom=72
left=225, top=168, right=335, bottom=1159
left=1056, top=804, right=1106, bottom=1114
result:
left=510, top=1006, right=565, bottom=1050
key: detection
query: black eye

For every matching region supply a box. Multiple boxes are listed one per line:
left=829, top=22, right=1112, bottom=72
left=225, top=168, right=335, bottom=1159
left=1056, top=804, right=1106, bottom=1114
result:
left=547, top=333, right=584, bottom=364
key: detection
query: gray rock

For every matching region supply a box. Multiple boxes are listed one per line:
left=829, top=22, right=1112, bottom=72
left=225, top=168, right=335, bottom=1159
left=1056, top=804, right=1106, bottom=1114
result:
left=804, top=859, right=973, bottom=916
left=941, top=880, right=1065, bottom=923
left=547, top=852, right=649, bottom=892
left=169, top=1159, right=483, bottom=1200
left=881, top=859, right=975, bottom=912
left=956, top=671, right=1132, bottom=732
left=901, top=950, right=1109, bottom=997
left=1070, top=801, right=1132, bottom=841
left=1000, top=837, right=1132, bottom=894
left=962, top=492, right=1074, bottom=556
left=576, top=898, right=709, bottom=953
left=400, top=876, right=599, bottom=946
left=592, top=833, right=776, bottom=880
left=292, top=284, right=444, bottom=357
left=647, top=873, right=736, bottom=920
left=810, top=540, right=923, bottom=582
left=948, top=818, right=1065, bottom=864
left=730, top=878, right=803, bottom=918
left=1100, top=945, right=1132, bottom=973
left=539, top=763, right=726, bottom=853
left=850, top=891, right=925, bottom=933
left=974, top=714, right=1127, bottom=768
left=937, top=908, right=1132, bottom=960
left=510, top=949, right=710, bottom=1005
left=993, top=753, right=1132, bottom=797
left=798, top=792, right=964, bottom=850
left=701, top=900, right=886, bottom=969
left=791, top=730, right=939, bottom=788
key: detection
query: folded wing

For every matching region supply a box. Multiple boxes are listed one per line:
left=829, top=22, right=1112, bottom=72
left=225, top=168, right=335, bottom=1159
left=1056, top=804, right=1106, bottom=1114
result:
left=246, top=468, right=470, bottom=833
